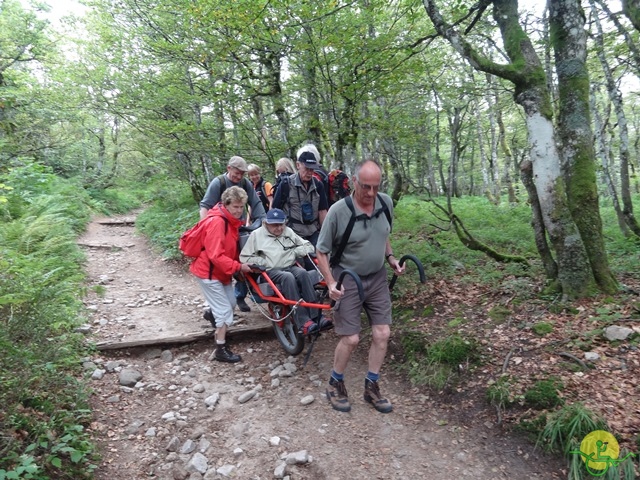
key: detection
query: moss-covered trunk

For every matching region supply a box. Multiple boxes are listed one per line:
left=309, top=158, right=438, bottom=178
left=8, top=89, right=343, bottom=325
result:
left=623, top=0, right=640, bottom=31
left=422, top=0, right=601, bottom=297
left=549, top=0, right=618, bottom=294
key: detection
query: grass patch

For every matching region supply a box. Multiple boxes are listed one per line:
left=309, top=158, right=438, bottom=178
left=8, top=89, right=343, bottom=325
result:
left=486, top=375, right=517, bottom=411
left=532, top=321, right=554, bottom=336
left=536, top=403, right=606, bottom=455
left=399, top=330, right=480, bottom=390
left=524, top=377, right=564, bottom=409
left=488, top=305, right=511, bottom=324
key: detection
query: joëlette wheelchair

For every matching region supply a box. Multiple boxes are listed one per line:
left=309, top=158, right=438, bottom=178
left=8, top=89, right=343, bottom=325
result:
left=243, top=252, right=426, bottom=362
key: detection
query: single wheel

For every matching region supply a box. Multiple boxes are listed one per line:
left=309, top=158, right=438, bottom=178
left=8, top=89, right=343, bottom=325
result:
left=269, top=303, right=304, bottom=355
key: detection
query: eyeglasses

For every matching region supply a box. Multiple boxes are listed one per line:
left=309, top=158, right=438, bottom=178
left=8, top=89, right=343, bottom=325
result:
left=356, top=179, right=380, bottom=192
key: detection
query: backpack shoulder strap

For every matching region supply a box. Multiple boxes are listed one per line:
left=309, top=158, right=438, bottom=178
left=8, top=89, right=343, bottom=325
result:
left=330, top=196, right=357, bottom=268
left=216, top=174, right=227, bottom=197
left=377, top=193, right=392, bottom=231
left=242, top=177, right=252, bottom=194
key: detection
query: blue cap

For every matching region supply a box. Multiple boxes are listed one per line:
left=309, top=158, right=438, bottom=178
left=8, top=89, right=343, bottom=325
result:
left=266, top=208, right=287, bottom=224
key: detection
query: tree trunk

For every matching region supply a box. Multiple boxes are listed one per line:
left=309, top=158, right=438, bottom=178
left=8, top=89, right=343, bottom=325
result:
left=590, top=0, right=640, bottom=238
left=590, top=85, right=630, bottom=236
left=595, top=0, right=640, bottom=79
left=474, top=97, right=491, bottom=198
left=485, top=73, right=501, bottom=202
left=423, top=0, right=597, bottom=296
left=521, top=160, right=558, bottom=279
left=622, top=0, right=640, bottom=31
left=550, top=0, right=618, bottom=294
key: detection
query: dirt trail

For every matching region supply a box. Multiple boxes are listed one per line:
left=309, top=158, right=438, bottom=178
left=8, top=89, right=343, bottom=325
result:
left=79, top=213, right=563, bottom=480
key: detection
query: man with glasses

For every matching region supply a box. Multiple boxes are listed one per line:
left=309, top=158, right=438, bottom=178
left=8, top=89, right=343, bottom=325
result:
left=239, top=209, right=330, bottom=334
left=199, top=156, right=266, bottom=312
left=316, top=159, right=404, bottom=414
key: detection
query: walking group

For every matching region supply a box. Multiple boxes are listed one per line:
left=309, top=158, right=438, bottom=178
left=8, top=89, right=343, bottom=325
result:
left=186, top=144, right=405, bottom=413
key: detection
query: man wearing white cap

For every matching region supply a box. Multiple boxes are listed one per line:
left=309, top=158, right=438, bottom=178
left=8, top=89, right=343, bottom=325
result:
left=199, top=155, right=266, bottom=312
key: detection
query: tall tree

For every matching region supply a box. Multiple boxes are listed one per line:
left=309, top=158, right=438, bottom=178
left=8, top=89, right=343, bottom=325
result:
left=549, top=0, right=618, bottom=293
left=422, top=0, right=617, bottom=297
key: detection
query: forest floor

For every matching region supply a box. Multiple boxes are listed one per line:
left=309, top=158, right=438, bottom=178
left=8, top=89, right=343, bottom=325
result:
left=77, top=212, right=638, bottom=480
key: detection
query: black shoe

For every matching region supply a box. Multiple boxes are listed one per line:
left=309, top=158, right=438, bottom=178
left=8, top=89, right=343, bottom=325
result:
left=214, top=344, right=242, bottom=363
left=236, top=298, right=251, bottom=312
left=203, top=308, right=215, bottom=327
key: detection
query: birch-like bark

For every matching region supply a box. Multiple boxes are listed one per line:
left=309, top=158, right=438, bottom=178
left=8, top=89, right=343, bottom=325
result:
left=474, top=97, right=491, bottom=197
left=423, top=0, right=595, bottom=297
left=590, top=85, right=630, bottom=235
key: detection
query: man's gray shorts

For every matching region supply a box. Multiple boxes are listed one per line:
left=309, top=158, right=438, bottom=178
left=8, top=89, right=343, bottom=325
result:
left=332, top=266, right=392, bottom=336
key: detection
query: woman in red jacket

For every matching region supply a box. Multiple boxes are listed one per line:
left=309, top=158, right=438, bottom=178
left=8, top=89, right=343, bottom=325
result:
left=191, top=186, right=254, bottom=363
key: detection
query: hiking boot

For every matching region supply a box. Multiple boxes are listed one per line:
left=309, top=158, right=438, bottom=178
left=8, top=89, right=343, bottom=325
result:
left=203, top=308, right=215, bottom=327
left=236, top=298, right=251, bottom=312
left=214, top=344, right=242, bottom=363
left=364, top=378, right=393, bottom=413
left=326, top=377, right=351, bottom=412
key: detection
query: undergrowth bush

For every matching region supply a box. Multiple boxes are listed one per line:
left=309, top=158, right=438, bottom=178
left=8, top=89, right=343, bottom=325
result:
left=399, top=330, right=479, bottom=390
left=0, top=162, right=98, bottom=478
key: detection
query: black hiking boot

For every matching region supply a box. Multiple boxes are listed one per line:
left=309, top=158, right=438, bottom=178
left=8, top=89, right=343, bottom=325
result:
left=236, top=298, right=251, bottom=312
left=214, top=343, right=242, bottom=363
left=203, top=308, right=215, bottom=328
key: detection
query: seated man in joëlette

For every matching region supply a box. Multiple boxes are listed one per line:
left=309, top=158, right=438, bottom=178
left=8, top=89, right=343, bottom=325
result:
left=239, top=208, right=331, bottom=334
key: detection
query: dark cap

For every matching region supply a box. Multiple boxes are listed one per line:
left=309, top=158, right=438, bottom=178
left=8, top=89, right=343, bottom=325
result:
left=265, top=208, right=287, bottom=224
left=297, top=151, right=319, bottom=169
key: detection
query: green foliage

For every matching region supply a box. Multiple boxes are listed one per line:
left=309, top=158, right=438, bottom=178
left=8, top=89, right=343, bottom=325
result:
left=536, top=402, right=635, bottom=479
left=392, top=196, right=540, bottom=285
left=488, top=305, right=511, bottom=324
left=426, top=334, right=479, bottom=365
left=136, top=186, right=200, bottom=259
left=399, top=330, right=479, bottom=390
left=0, top=167, right=97, bottom=478
left=486, top=375, right=516, bottom=410
left=536, top=403, right=606, bottom=456
left=532, top=321, right=554, bottom=336
left=524, top=377, right=564, bottom=409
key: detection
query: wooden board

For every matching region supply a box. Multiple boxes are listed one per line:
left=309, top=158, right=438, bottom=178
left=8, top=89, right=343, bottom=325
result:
left=95, top=323, right=273, bottom=351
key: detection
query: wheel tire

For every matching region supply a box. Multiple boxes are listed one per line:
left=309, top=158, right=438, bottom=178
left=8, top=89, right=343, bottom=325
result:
left=269, top=303, right=304, bottom=355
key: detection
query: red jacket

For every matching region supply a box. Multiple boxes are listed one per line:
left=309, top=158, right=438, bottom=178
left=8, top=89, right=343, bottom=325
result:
left=189, top=203, right=243, bottom=283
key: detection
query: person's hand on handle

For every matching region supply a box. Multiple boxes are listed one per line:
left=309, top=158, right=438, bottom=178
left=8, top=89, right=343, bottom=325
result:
left=327, top=280, right=344, bottom=302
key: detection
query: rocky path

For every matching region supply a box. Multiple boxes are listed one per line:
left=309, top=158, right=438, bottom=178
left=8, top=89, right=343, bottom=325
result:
left=79, top=213, right=563, bottom=480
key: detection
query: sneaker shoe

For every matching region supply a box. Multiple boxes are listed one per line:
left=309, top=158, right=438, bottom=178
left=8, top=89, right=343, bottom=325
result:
left=364, top=378, right=393, bottom=413
left=214, top=344, right=242, bottom=363
left=236, top=298, right=251, bottom=312
left=300, top=320, right=319, bottom=335
left=326, top=377, right=351, bottom=412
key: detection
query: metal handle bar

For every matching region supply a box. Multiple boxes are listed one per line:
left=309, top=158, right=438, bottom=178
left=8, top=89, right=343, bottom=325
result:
left=330, top=268, right=364, bottom=307
left=389, top=254, right=427, bottom=291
